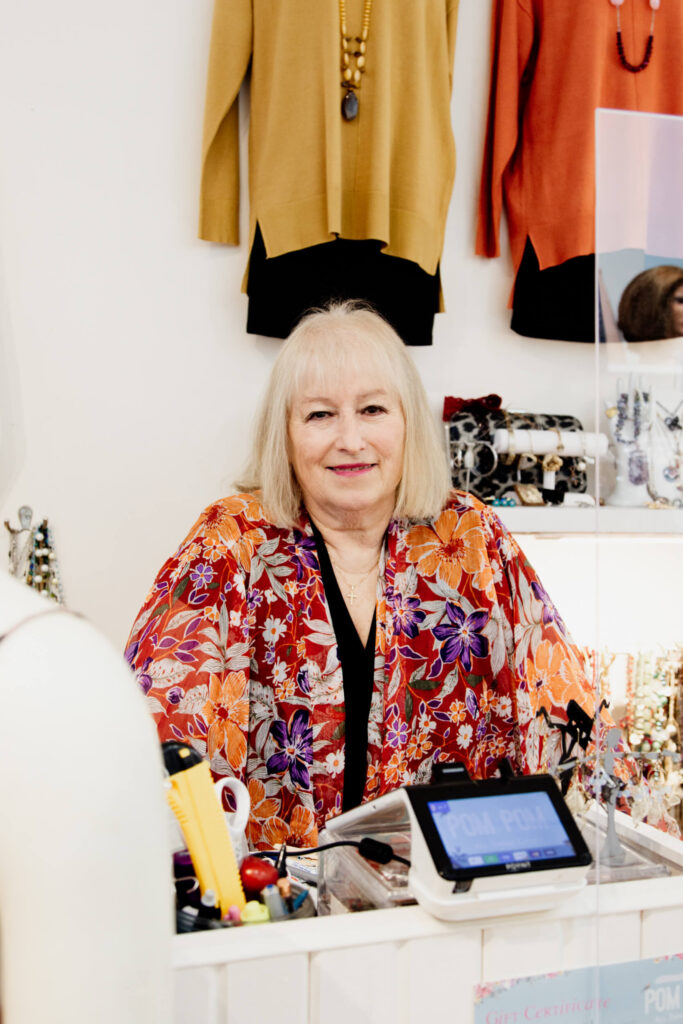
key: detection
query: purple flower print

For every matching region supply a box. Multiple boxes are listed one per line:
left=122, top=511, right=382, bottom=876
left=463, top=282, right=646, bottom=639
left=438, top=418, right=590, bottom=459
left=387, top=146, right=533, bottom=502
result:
left=465, top=688, right=479, bottom=720
left=190, top=562, right=214, bottom=589
left=289, top=531, right=319, bottom=582
left=124, top=639, right=139, bottom=668
left=387, top=719, right=409, bottom=748
left=136, top=656, right=153, bottom=695
left=387, top=588, right=426, bottom=639
left=266, top=708, right=314, bottom=789
left=247, top=588, right=263, bottom=612
left=167, top=686, right=184, bottom=705
left=297, top=667, right=311, bottom=694
left=433, top=603, right=489, bottom=673
left=531, top=581, right=567, bottom=635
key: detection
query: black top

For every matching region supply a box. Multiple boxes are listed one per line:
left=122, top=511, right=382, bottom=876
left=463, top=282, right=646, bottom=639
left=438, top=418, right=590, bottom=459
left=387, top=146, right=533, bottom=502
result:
left=310, top=523, right=377, bottom=812
left=246, top=223, right=440, bottom=346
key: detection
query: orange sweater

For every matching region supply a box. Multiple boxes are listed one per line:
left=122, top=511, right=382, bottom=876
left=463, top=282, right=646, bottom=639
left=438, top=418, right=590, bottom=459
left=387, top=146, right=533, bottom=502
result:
left=476, top=0, right=683, bottom=277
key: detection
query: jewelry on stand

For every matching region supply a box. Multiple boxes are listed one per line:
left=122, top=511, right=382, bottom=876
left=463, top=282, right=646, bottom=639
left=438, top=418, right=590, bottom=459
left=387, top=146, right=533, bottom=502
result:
left=448, top=439, right=498, bottom=495
left=612, top=387, right=650, bottom=487
left=4, top=506, right=64, bottom=603
left=500, top=411, right=517, bottom=466
left=4, top=504, right=34, bottom=581
left=339, top=0, right=373, bottom=121
left=570, top=433, right=590, bottom=486
left=609, top=0, right=660, bottom=74
left=656, top=398, right=683, bottom=484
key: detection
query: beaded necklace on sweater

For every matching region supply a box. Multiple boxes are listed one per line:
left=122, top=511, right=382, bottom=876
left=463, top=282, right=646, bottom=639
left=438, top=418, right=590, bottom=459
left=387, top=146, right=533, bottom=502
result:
left=610, top=0, right=660, bottom=73
left=339, top=0, right=373, bottom=120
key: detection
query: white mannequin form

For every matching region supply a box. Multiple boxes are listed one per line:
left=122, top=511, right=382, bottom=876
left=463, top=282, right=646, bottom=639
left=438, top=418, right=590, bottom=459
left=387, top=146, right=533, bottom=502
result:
left=0, top=571, right=172, bottom=1023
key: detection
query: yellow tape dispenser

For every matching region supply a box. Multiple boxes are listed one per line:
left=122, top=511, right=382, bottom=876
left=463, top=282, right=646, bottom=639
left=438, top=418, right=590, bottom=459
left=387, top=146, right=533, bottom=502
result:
left=166, top=748, right=246, bottom=914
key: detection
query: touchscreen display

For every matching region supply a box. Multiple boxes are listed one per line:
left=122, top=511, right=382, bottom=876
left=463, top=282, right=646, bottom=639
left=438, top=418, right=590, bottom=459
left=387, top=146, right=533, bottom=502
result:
left=426, top=791, right=576, bottom=869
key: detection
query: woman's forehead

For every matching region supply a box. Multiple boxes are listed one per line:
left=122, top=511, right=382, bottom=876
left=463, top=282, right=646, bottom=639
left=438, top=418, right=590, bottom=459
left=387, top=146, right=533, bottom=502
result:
left=293, top=345, right=397, bottom=401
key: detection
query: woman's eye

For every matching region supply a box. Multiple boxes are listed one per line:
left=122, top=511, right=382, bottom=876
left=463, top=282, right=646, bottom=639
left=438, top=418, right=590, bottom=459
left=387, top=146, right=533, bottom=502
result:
left=363, top=405, right=386, bottom=415
left=305, top=410, right=332, bottom=421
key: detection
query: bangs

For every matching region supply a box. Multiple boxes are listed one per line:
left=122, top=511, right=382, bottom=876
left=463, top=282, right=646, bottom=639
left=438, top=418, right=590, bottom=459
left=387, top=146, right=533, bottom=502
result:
left=288, top=325, right=401, bottom=409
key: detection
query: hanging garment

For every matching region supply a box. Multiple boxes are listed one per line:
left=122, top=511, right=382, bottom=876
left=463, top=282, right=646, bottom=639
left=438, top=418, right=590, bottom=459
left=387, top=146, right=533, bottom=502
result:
left=200, top=0, right=459, bottom=342
left=245, top=226, right=441, bottom=346
left=476, top=0, right=683, bottom=341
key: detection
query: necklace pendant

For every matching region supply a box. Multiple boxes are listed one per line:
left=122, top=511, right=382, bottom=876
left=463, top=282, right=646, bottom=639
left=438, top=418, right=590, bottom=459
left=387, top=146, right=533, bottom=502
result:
left=342, top=89, right=359, bottom=121
left=347, top=584, right=357, bottom=604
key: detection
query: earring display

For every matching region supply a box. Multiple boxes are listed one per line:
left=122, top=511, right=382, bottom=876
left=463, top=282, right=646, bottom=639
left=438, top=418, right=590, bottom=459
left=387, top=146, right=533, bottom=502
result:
left=4, top=505, right=64, bottom=603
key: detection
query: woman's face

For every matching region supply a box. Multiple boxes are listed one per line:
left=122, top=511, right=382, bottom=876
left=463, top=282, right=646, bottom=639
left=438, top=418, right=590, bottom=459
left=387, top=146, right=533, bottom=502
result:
left=288, top=362, right=406, bottom=526
left=668, top=284, right=683, bottom=338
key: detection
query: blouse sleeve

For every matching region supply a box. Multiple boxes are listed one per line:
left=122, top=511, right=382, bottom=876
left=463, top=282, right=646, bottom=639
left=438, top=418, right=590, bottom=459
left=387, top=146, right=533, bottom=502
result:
left=446, top=0, right=461, bottom=91
left=199, top=0, right=253, bottom=244
left=475, top=0, right=536, bottom=258
left=125, top=504, right=252, bottom=784
left=482, top=505, right=601, bottom=774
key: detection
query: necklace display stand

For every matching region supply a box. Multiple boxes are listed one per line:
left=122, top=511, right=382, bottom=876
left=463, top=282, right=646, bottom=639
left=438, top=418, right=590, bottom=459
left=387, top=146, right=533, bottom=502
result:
left=605, top=383, right=653, bottom=506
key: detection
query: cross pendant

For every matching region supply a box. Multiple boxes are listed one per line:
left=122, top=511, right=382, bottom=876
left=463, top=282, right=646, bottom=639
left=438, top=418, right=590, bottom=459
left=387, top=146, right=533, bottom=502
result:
left=347, top=584, right=357, bottom=605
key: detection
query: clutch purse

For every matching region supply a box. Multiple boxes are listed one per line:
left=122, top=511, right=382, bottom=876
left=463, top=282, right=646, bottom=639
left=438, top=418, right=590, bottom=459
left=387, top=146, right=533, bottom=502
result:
left=444, top=394, right=589, bottom=502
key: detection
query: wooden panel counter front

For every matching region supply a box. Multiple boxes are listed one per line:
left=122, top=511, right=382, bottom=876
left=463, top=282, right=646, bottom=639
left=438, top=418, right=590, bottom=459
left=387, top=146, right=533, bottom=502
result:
left=172, top=817, right=683, bottom=1024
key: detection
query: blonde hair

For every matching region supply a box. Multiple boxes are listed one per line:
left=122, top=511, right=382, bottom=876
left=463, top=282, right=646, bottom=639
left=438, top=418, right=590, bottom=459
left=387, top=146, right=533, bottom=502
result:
left=238, top=301, right=452, bottom=526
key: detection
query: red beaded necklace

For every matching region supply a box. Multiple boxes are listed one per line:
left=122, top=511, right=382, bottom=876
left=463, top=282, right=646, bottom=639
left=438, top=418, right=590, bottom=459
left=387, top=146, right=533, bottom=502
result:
left=610, top=0, right=660, bottom=73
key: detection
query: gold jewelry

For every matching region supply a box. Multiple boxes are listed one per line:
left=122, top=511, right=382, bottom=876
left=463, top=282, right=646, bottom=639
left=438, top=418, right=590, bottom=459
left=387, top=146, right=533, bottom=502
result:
left=517, top=452, right=538, bottom=471
left=500, top=410, right=517, bottom=465
left=542, top=452, right=564, bottom=473
left=339, top=0, right=373, bottom=121
left=330, top=555, right=379, bottom=605
left=549, top=427, right=565, bottom=452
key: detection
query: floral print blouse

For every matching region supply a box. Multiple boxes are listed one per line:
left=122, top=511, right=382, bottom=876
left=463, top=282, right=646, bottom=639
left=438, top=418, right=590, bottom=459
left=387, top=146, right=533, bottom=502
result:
left=125, top=491, right=597, bottom=849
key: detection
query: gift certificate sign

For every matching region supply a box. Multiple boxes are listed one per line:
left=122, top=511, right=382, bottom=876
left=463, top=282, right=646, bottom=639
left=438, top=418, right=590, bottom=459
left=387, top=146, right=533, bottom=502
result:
left=475, top=955, right=683, bottom=1024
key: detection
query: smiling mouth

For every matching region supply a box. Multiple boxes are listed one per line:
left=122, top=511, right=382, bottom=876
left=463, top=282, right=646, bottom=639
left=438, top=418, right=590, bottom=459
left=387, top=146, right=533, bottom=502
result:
left=328, top=463, right=375, bottom=474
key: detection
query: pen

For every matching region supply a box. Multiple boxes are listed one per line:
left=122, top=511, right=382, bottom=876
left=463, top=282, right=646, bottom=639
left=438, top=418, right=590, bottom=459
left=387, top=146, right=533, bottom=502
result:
left=275, top=842, right=288, bottom=878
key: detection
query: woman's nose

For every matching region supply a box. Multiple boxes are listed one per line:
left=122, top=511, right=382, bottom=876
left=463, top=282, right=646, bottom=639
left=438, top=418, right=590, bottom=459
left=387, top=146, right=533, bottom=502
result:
left=335, top=413, right=364, bottom=451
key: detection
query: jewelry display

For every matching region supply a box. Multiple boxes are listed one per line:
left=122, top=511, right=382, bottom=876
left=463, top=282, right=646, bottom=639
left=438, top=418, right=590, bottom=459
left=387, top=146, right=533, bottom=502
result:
left=604, top=380, right=653, bottom=506
left=534, top=644, right=682, bottom=840
left=445, top=398, right=592, bottom=503
left=647, top=395, right=683, bottom=506
left=339, top=0, right=373, bottom=121
left=448, top=439, right=498, bottom=494
left=620, top=645, right=683, bottom=829
left=4, top=506, right=64, bottom=603
left=609, top=0, right=659, bottom=74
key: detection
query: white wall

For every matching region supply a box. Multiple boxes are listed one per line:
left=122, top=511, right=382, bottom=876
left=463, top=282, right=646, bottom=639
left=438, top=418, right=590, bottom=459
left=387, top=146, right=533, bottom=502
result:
left=0, top=0, right=673, bottom=686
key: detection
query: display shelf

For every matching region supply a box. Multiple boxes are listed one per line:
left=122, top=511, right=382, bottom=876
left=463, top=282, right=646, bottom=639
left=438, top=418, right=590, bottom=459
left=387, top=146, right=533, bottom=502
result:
left=494, top=505, right=683, bottom=536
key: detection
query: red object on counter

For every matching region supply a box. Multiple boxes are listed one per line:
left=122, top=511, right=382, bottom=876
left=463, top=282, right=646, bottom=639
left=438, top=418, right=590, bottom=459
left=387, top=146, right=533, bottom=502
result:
left=239, top=855, right=279, bottom=898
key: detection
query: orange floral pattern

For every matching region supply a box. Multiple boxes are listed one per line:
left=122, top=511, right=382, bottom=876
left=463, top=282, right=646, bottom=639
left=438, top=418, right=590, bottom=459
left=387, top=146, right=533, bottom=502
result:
left=126, top=492, right=600, bottom=849
left=203, top=671, right=249, bottom=769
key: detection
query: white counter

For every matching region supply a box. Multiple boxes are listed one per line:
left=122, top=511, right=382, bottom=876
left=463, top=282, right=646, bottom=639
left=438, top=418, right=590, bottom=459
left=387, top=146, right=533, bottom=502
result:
left=172, top=816, right=683, bottom=1024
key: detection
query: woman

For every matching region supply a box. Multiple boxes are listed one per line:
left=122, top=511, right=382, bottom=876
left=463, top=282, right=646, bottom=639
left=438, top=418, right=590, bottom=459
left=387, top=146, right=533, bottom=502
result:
left=126, top=301, right=597, bottom=849
left=617, top=265, right=683, bottom=342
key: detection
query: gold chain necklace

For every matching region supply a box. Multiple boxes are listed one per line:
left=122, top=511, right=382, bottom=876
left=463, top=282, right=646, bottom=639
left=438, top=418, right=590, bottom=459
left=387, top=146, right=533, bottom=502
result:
left=339, top=0, right=373, bottom=121
left=330, top=555, right=379, bottom=605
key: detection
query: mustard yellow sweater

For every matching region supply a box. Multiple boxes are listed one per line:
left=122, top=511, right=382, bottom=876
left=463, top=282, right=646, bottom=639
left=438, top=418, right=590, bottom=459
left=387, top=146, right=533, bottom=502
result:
left=200, top=0, right=460, bottom=279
